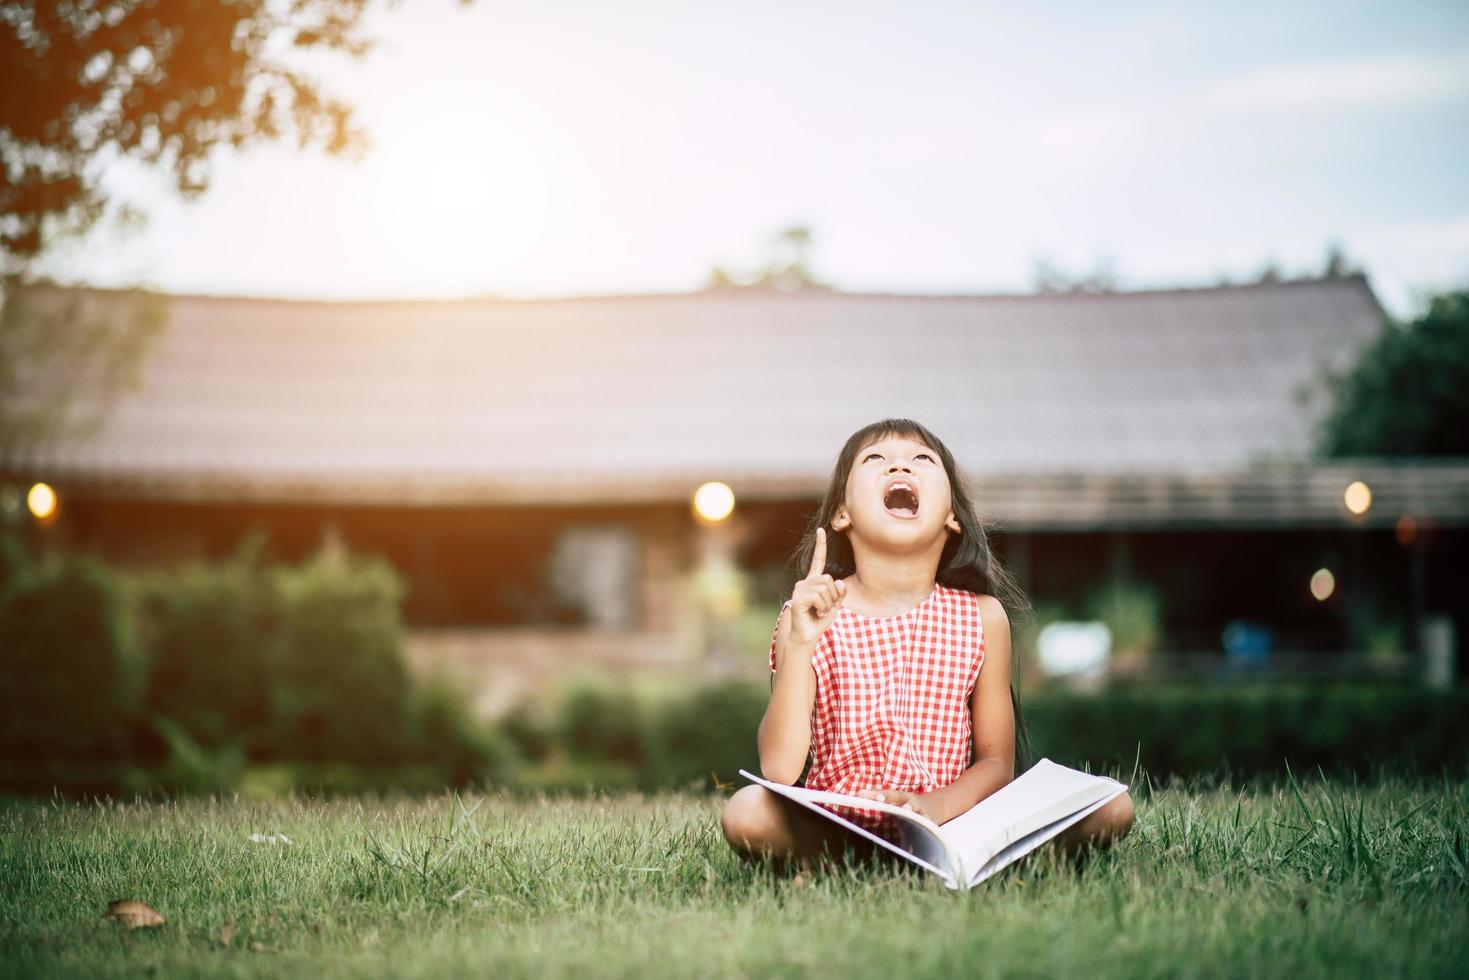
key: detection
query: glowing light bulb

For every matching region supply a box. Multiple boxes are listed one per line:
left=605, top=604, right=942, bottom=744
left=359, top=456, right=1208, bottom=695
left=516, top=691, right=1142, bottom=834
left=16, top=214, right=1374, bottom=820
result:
left=1343, top=481, right=1371, bottom=516
left=27, top=482, right=57, bottom=520
left=1310, top=568, right=1335, bottom=602
left=692, top=481, right=735, bottom=523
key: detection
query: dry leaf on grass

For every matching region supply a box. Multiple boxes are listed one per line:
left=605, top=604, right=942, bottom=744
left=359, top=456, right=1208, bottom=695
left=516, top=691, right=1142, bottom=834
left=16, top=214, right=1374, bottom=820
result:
left=104, top=899, right=164, bottom=929
left=219, top=919, right=237, bottom=946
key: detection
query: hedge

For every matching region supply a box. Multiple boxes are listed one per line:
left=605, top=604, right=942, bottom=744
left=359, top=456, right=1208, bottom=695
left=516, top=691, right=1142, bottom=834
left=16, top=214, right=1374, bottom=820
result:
left=0, top=555, right=145, bottom=761
left=268, top=550, right=414, bottom=764
left=499, top=675, right=1469, bottom=792
left=1022, top=682, right=1469, bottom=781
left=0, top=539, right=515, bottom=795
left=6, top=536, right=1463, bottom=797
left=135, top=552, right=279, bottom=753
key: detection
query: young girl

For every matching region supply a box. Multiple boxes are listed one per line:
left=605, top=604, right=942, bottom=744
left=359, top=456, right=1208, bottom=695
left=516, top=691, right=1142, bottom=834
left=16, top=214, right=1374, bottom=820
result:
left=721, top=418, right=1134, bottom=872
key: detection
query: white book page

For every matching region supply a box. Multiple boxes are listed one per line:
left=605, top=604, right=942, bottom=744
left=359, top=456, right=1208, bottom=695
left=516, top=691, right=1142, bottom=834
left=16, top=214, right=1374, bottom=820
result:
left=937, top=759, right=1127, bottom=875
left=737, top=770, right=962, bottom=887
left=968, top=784, right=1127, bottom=885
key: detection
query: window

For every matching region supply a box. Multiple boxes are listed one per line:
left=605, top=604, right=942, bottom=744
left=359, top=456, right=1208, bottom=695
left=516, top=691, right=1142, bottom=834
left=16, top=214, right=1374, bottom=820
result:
left=548, top=525, right=639, bottom=629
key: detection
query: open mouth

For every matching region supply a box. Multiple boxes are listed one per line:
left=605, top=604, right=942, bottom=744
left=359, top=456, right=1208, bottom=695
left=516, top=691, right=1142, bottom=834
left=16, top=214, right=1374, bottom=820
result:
left=883, top=482, right=919, bottom=518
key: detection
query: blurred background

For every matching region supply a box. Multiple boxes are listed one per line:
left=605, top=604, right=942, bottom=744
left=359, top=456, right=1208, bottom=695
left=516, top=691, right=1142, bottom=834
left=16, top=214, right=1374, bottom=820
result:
left=1, top=0, right=1466, bottom=797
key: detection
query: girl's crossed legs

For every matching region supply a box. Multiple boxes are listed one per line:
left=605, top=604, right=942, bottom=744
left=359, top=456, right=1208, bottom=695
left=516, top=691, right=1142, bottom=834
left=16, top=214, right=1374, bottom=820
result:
left=720, top=784, right=894, bottom=874
left=721, top=784, right=1134, bottom=874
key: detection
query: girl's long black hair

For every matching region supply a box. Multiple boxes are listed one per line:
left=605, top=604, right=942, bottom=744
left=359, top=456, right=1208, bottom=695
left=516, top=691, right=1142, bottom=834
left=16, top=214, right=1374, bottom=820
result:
left=788, top=417, right=1034, bottom=774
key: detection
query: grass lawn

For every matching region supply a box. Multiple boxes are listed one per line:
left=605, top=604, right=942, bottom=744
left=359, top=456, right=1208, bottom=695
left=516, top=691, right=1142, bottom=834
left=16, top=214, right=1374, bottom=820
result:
left=2, top=770, right=1467, bottom=979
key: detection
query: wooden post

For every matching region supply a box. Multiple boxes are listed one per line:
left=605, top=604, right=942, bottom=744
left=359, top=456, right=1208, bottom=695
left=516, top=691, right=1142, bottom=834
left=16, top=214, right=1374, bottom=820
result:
left=1109, top=531, right=1129, bottom=589
left=1007, top=530, right=1032, bottom=592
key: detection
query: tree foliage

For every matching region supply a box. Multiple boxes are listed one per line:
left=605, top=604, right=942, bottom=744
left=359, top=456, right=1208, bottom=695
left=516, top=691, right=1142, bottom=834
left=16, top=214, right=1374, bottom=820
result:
left=1317, top=289, right=1469, bottom=457
left=0, top=280, right=168, bottom=457
left=704, top=224, right=828, bottom=293
left=1030, top=254, right=1118, bottom=294
left=0, top=0, right=386, bottom=268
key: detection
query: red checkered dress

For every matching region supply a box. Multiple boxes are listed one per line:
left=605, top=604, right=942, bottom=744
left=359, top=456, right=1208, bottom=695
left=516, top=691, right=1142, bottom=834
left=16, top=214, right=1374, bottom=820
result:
left=768, top=582, right=986, bottom=844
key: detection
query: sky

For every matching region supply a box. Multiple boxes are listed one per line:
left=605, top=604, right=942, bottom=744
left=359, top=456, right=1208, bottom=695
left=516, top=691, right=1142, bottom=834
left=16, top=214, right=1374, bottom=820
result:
left=39, top=0, right=1469, bottom=318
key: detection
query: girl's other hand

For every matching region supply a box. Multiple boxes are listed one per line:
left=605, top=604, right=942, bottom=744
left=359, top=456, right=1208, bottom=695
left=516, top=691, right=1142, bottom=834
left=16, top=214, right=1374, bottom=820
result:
left=789, top=527, right=846, bottom=649
left=854, top=788, right=933, bottom=819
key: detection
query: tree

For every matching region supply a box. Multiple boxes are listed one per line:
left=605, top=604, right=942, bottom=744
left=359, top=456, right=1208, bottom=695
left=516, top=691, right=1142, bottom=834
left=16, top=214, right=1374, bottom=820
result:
left=753, top=224, right=824, bottom=292
left=0, top=280, right=168, bottom=457
left=0, top=0, right=396, bottom=269
left=702, top=224, right=828, bottom=292
left=1321, top=240, right=1358, bottom=279
left=1030, top=254, right=1118, bottom=294
left=703, top=264, right=738, bottom=290
left=1, top=1, right=456, bottom=459
left=1316, top=289, right=1469, bottom=457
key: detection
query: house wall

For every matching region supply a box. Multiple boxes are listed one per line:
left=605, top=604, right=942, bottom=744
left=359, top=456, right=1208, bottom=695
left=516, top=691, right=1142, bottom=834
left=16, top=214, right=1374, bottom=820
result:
left=46, top=497, right=696, bottom=628
left=1013, top=527, right=1464, bottom=655
left=30, top=494, right=1467, bottom=672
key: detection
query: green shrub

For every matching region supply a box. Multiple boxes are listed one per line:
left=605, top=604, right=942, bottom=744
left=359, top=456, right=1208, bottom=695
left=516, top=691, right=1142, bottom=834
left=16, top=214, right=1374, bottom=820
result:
left=552, top=670, right=648, bottom=765
left=1022, top=682, right=1469, bottom=780
left=0, top=555, right=145, bottom=760
left=411, top=670, right=521, bottom=787
left=135, top=542, right=280, bottom=752
left=642, top=680, right=770, bottom=791
left=0, top=540, right=519, bottom=796
left=270, top=550, right=413, bottom=765
left=149, top=716, right=246, bottom=795
left=134, top=539, right=429, bottom=772
left=499, top=676, right=1469, bottom=791
left=499, top=697, right=558, bottom=763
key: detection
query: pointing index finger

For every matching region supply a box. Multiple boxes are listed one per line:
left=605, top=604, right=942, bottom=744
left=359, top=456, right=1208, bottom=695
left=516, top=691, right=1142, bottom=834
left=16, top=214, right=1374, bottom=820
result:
left=808, top=526, right=827, bottom=579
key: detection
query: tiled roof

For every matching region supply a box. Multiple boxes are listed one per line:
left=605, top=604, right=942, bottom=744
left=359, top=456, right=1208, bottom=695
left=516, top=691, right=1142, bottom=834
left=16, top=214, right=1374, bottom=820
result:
left=11, top=273, right=1464, bottom=525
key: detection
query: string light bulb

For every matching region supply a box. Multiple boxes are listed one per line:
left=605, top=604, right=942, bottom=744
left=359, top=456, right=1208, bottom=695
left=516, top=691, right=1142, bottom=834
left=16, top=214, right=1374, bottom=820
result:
left=1310, top=568, right=1335, bottom=602
left=27, top=482, right=57, bottom=521
left=692, top=481, right=735, bottom=523
left=1344, top=481, right=1371, bottom=516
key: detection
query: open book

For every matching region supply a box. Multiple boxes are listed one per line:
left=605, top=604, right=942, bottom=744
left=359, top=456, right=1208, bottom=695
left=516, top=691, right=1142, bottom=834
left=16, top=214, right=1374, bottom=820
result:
left=738, top=758, right=1127, bottom=891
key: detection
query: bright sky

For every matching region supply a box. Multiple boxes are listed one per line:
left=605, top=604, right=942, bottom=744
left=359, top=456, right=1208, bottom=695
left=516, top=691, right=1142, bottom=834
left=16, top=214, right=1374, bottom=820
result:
left=42, top=0, right=1469, bottom=318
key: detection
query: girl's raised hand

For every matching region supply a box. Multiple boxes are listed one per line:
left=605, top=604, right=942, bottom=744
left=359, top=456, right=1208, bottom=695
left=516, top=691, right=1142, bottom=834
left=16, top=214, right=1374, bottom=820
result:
left=789, top=527, right=846, bottom=649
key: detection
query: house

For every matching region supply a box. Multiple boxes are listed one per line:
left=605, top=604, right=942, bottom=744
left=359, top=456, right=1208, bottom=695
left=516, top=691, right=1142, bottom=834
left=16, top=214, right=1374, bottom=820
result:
left=4, top=274, right=1464, bottom=709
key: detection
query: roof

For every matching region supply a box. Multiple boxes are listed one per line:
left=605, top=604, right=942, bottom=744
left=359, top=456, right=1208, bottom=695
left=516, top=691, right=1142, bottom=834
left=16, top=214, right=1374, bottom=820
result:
left=7, top=274, right=1467, bottom=526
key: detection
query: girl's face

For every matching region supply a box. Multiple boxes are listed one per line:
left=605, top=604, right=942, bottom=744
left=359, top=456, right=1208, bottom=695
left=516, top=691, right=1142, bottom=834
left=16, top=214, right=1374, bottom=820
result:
left=831, top=434, right=961, bottom=552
